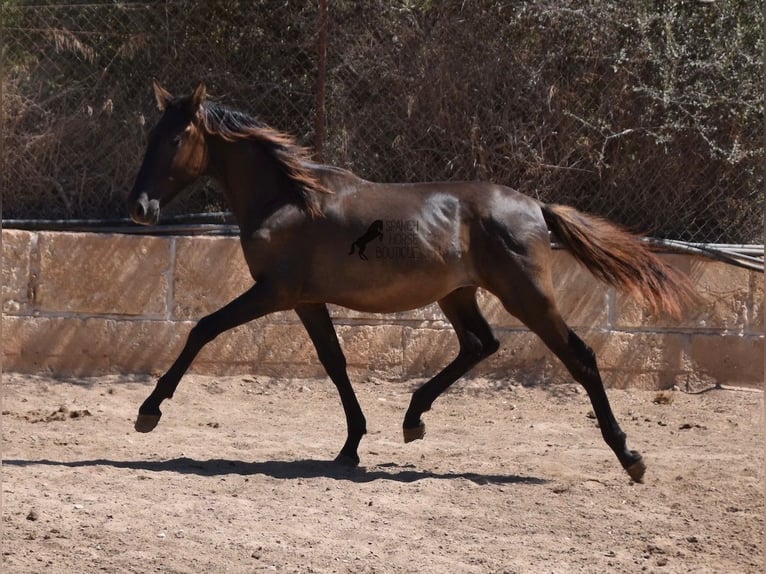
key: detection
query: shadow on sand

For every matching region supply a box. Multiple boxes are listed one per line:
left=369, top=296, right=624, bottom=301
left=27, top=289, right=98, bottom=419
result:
left=4, top=456, right=548, bottom=486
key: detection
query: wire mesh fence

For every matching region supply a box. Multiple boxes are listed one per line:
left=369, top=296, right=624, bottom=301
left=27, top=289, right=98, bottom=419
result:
left=2, top=0, right=763, bottom=244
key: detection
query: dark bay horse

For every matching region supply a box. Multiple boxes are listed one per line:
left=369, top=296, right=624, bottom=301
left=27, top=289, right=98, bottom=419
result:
left=127, top=81, right=697, bottom=483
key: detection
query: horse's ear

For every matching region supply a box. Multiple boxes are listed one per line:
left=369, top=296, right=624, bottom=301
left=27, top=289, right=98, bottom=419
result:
left=152, top=80, right=173, bottom=111
left=191, top=83, right=207, bottom=112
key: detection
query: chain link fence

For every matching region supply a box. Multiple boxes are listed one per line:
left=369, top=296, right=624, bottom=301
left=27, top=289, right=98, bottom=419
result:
left=2, top=0, right=763, bottom=244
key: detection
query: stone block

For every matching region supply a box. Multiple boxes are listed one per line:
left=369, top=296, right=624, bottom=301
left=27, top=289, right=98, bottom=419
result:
left=196, top=321, right=263, bottom=367
left=402, top=327, right=459, bottom=376
left=600, top=370, right=665, bottom=391
left=245, top=322, right=406, bottom=380
left=593, top=331, right=689, bottom=373
left=688, top=334, right=764, bottom=387
left=2, top=230, right=33, bottom=315
left=111, top=318, right=285, bottom=377
left=3, top=232, right=757, bottom=392
left=107, top=319, right=189, bottom=375
left=3, top=315, right=111, bottom=375
left=336, top=324, right=405, bottom=376
left=614, top=256, right=750, bottom=331
left=749, top=272, right=764, bottom=334
left=35, top=232, right=171, bottom=317
left=476, top=330, right=553, bottom=380
left=2, top=315, right=25, bottom=357
left=257, top=322, right=319, bottom=366
left=684, top=258, right=752, bottom=331
left=172, top=236, right=253, bottom=320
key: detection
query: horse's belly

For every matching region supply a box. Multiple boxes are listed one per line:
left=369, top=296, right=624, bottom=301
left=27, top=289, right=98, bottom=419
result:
left=330, top=285, right=466, bottom=313
left=305, top=259, right=476, bottom=313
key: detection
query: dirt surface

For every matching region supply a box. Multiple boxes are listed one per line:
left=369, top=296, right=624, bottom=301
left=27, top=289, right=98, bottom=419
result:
left=2, top=372, right=763, bottom=573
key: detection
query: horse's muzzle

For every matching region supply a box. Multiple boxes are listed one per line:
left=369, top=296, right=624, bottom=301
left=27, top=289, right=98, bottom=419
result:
left=130, top=192, right=161, bottom=226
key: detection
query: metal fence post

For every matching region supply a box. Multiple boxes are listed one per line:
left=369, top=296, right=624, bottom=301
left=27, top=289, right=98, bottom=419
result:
left=314, top=0, right=328, bottom=162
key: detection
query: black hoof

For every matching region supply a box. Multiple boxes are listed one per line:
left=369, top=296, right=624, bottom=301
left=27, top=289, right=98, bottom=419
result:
left=135, top=412, right=162, bottom=433
left=334, top=453, right=360, bottom=467
left=403, top=421, right=426, bottom=443
left=624, top=451, right=646, bottom=483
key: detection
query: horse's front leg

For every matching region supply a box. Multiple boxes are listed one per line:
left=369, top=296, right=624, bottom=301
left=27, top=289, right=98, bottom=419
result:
left=135, top=281, right=288, bottom=432
left=295, top=303, right=367, bottom=466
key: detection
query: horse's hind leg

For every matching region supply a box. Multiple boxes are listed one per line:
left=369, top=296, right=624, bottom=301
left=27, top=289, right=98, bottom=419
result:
left=493, top=281, right=645, bottom=482
left=295, top=303, right=367, bottom=466
left=403, top=287, right=499, bottom=441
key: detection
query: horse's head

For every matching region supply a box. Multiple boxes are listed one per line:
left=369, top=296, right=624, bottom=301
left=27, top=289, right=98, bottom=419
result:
left=128, top=81, right=209, bottom=225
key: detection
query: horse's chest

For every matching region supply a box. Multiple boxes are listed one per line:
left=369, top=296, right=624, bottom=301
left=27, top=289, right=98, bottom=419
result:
left=238, top=229, right=293, bottom=278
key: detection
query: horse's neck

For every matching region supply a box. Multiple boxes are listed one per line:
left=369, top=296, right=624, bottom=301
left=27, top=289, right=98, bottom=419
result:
left=207, top=138, right=290, bottom=231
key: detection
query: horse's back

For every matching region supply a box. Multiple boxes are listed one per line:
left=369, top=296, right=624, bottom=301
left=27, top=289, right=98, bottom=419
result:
left=293, top=172, right=552, bottom=311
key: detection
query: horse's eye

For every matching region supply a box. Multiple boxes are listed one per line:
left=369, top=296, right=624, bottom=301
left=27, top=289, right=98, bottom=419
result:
left=171, top=135, right=183, bottom=147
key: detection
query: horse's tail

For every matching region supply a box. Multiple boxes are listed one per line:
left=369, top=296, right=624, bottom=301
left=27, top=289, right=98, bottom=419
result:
left=541, top=203, right=698, bottom=318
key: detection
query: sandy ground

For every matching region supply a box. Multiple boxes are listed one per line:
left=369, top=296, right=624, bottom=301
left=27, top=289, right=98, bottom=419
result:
left=1, top=372, right=763, bottom=573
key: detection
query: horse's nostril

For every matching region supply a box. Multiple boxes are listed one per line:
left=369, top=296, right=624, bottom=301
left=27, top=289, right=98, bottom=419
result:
left=131, top=197, right=148, bottom=221
left=130, top=192, right=159, bottom=225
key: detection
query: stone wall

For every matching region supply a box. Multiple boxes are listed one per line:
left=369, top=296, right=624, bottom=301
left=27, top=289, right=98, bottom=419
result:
left=2, top=230, right=763, bottom=389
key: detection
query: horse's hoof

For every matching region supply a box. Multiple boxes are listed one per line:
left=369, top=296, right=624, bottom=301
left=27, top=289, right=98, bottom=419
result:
left=134, top=413, right=161, bottom=433
left=625, top=457, right=647, bottom=483
left=403, top=422, right=426, bottom=443
left=334, top=453, right=360, bottom=467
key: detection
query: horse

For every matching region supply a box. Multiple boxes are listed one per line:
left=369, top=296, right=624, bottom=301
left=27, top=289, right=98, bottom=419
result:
left=127, top=81, right=697, bottom=483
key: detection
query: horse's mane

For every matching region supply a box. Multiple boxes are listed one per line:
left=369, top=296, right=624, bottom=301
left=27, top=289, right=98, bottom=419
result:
left=197, top=101, right=330, bottom=217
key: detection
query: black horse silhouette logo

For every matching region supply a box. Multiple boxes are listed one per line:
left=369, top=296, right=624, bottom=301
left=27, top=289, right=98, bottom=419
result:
left=349, top=220, right=384, bottom=260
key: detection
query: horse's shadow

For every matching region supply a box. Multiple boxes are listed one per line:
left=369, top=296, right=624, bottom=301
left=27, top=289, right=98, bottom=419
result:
left=4, top=457, right=548, bottom=485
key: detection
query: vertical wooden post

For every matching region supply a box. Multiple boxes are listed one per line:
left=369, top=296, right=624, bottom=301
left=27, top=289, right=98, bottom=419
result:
left=314, top=0, right=329, bottom=162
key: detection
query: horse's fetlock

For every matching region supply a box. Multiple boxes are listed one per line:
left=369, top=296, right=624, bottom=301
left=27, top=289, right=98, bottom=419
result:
left=483, top=337, right=500, bottom=357
left=604, top=429, right=628, bottom=450
left=460, top=333, right=485, bottom=362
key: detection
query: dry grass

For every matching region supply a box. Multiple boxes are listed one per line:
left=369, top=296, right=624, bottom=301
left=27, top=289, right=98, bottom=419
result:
left=2, top=1, right=762, bottom=242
